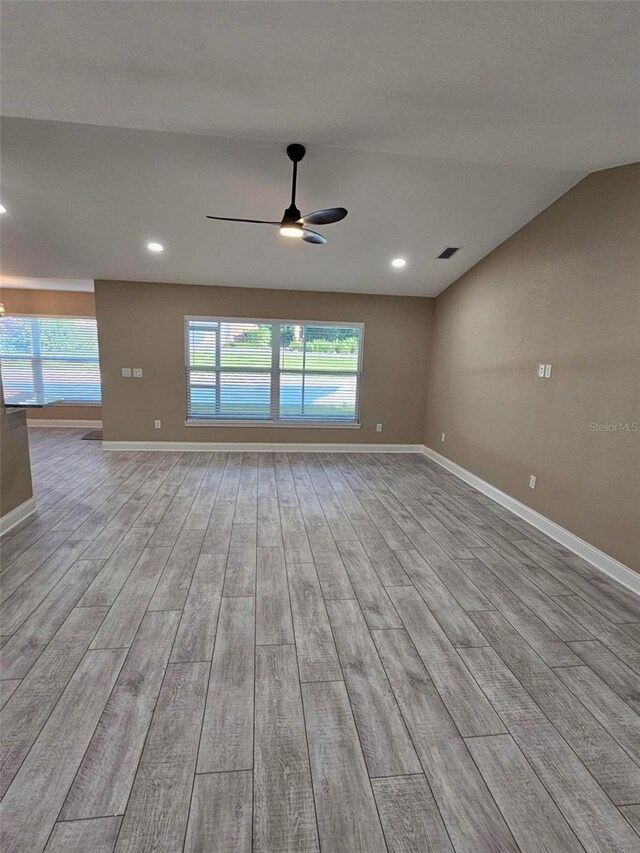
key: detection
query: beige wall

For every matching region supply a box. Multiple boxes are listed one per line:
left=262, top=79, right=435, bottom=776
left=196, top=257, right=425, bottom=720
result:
left=0, top=375, right=33, bottom=519
left=0, top=288, right=101, bottom=421
left=95, top=280, right=433, bottom=445
left=425, top=163, right=640, bottom=571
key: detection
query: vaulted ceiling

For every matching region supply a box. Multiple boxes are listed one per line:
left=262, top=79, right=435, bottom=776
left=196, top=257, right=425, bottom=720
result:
left=1, top=1, right=638, bottom=296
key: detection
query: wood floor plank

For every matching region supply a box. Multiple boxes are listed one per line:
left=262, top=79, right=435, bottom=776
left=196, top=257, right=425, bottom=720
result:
left=0, top=559, right=105, bottom=679
left=302, top=680, right=387, bottom=853
left=114, top=661, right=209, bottom=853
left=147, top=494, right=194, bottom=548
left=472, top=525, right=572, bottom=596
left=78, top=526, right=155, bottom=607
left=336, top=539, right=402, bottom=629
left=0, top=606, right=108, bottom=797
left=44, top=817, right=122, bottom=853
left=0, top=647, right=126, bottom=853
left=148, top=528, right=205, bottom=611
left=0, top=679, right=21, bottom=710
left=387, top=585, right=506, bottom=737
left=184, top=772, right=252, bottom=853
left=90, top=547, right=171, bottom=648
left=0, top=531, right=72, bottom=604
left=460, top=645, right=640, bottom=853
left=171, top=553, right=225, bottom=662
left=410, top=530, right=493, bottom=611
left=458, top=555, right=581, bottom=667
left=465, top=734, right=583, bottom=853
left=371, top=628, right=518, bottom=853
left=253, top=645, right=320, bottom=852
left=257, top=496, right=283, bottom=547
left=371, top=774, right=454, bottom=853
left=568, top=640, right=640, bottom=714
left=307, top=526, right=355, bottom=600
left=0, top=538, right=92, bottom=634
left=201, top=500, right=235, bottom=555
left=513, top=538, right=639, bottom=624
left=472, top=546, right=593, bottom=641
left=223, top=523, right=257, bottom=596
left=280, top=506, right=313, bottom=563
left=359, top=533, right=413, bottom=586
left=197, top=596, right=255, bottom=773
left=287, top=561, right=341, bottom=682
left=554, top=594, right=640, bottom=673
left=396, top=549, right=489, bottom=647
left=326, top=598, right=421, bottom=777
left=619, top=804, right=640, bottom=837
left=256, top=546, right=294, bottom=646
left=470, top=609, right=640, bottom=804
left=555, top=664, right=640, bottom=766
left=62, top=610, right=180, bottom=820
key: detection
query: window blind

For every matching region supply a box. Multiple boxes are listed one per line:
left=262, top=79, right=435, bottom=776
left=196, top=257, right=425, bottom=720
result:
left=186, top=317, right=362, bottom=424
left=0, top=315, right=101, bottom=404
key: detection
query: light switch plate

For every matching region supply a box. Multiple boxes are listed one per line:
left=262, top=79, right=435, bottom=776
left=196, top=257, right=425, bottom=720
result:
left=121, top=367, right=132, bottom=378
left=529, top=474, right=537, bottom=489
left=544, top=364, right=552, bottom=379
left=133, top=368, right=143, bottom=378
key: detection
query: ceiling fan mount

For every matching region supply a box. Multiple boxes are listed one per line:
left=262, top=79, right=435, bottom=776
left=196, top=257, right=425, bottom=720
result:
left=206, top=143, right=347, bottom=245
left=286, top=143, right=306, bottom=163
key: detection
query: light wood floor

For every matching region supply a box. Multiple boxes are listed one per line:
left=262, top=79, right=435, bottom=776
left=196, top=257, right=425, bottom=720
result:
left=1, top=428, right=639, bottom=853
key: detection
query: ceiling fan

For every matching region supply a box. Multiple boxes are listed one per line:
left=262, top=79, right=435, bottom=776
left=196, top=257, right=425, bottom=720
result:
left=206, top=143, right=347, bottom=245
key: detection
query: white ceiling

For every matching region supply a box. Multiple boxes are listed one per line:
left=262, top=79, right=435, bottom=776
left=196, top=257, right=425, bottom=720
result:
left=1, top=1, right=638, bottom=296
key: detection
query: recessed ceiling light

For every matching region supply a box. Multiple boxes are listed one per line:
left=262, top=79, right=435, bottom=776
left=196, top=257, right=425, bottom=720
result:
left=391, top=258, right=406, bottom=269
left=146, top=241, right=164, bottom=253
left=0, top=204, right=6, bottom=214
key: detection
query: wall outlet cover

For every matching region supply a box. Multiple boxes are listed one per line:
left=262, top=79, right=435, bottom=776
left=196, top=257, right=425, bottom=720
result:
left=537, top=364, right=546, bottom=378
left=133, top=368, right=143, bottom=378
left=441, top=433, right=446, bottom=442
left=121, top=367, right=132, bottom=378
left=376, top=423, right=383, bottom=432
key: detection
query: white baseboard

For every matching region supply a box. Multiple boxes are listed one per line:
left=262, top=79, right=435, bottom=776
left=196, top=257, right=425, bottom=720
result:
left=0, top=497, right=37, bottom=537
left=102, top=440, right=423, bottom=454
left=27, top=419, right=102, bottom=429
left=421, top=446, right=639, bottom=597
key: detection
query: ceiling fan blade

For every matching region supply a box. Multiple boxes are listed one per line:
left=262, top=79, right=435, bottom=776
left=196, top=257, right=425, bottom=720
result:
left=206, top=216, right=279, bottom=225
left=303, top=207, right=348, bottom=225
left=302, top=229, right=327, bottom=245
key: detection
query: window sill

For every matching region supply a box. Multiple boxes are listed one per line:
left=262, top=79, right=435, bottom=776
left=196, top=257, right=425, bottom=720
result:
left=185, top=419, right=361, bottom=429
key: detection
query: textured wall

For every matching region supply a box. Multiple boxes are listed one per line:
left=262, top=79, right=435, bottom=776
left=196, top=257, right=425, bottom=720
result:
left=424, top=164, right=640, bottom=570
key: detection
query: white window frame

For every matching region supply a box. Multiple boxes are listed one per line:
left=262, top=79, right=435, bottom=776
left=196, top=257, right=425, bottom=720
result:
left=0, top=313, right=101, bottom=406
left=185, top=315, right=364, bottom=428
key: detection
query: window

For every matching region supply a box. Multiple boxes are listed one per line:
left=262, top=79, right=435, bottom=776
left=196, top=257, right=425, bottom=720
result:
left=186, top=316, right=363, bottom=425
left=0, top=315, right=101, bottom=404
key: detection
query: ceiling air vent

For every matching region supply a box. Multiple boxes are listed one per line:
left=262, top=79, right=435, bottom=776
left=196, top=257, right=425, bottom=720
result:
left=437, top=246, right=461, bottom=259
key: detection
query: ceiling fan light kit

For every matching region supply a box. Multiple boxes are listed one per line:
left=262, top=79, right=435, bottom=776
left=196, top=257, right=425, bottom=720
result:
left=207, top=143, right=347, bottom=245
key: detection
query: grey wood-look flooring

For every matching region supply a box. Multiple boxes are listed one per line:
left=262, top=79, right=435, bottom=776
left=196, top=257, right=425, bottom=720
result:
left=1, top=428, right=639, bottom=853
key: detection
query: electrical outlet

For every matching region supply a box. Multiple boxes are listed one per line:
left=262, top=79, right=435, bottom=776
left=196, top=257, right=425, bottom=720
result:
left=154, top=419, right=161, bottom=429
left=441, top=432, right=446, bottom=442
left=544, top=363, right=552, bottom=379
left=133, top=368, right=143, bottom=378
left=121, top=367, right=132, bottom=378
left=376, top=423, right=383, bottom=433
left=529, top=474, right=537, bottom=489
left=537, top=364, right=546, bottom=378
